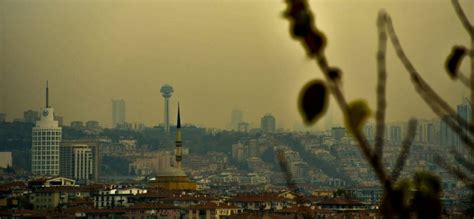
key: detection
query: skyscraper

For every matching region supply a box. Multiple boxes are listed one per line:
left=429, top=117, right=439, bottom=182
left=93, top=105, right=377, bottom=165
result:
left=160, top=84, right=174, bottom=134
left=23, top=110, right=39, bottom=124
left=32, top=81, right=62, bottom=176
left=261, top=113, right=276, bottom=132
left=112, top=99, right=126, bottom=128
left=230, top=110, right=243, bottom=131
left=389, top=125, right=402, bottom=144
left=455, top=97, right=471, bottom=147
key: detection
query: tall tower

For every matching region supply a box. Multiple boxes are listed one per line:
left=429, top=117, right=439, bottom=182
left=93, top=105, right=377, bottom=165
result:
left=175, top=104, right=182, bottom=169
left=32, top=81, right=62, bottom=176
left=112, top=99, right=126, bottom=128
left=261, top=113, right=276, bottom=132
left=160, top=84, right=174, bottom=134
left=230, top=110, right=243, bottom=131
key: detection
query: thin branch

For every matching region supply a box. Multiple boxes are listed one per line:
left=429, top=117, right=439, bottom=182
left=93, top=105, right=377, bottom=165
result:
left=451, top=0, right=474, bottom=37
left=375, top=11, right=388, bottom=161
left=435, top=154, right=472, bottom=184
left=451, top=149, right=474, bottom=173
left=276, top=149, right=308, bottom=205
left=383, top=12, right=474, bottom=150
left=458, top=72, right=471, bottom=88
left=390, top=119, right=417, bottom=182
left=284, top=0, right=391, bottom=191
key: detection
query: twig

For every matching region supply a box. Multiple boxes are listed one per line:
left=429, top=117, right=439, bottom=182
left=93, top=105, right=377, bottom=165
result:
left=375, top=11, right=388, bottom=162
left=451, top=0, right=473, bottom=37
left=451, top=149, right=474, bottom=173
left=458, top=72, right=471, bottom=88
left=284, top=0, right=391, bottom=192
left=383, top=12, right=474, bottom=150
left=390, top=119, right=417, bottom=182
left=435, top=154, right=472, bottom=184
left=451, top=0, right=474, bottom=131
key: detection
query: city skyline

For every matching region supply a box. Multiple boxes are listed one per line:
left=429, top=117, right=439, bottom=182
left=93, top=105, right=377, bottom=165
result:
left=1, top=0, right=472, bottom=129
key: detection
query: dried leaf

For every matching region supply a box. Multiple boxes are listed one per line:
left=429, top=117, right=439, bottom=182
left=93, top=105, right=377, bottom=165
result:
left=298, top=79, right=328, bottom=125
left=445, top=46, right=467, bottom=79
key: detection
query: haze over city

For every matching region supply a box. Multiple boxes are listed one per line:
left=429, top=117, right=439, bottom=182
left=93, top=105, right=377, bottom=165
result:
left=1, top=0, right=472, bottom=129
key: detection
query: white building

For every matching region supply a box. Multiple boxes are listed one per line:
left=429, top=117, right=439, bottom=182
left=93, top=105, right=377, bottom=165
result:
left=32, top=82, right=62, bottom=176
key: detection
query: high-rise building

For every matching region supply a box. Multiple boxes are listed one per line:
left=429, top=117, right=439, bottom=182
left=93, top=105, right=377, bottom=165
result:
left=363, top=124, right=375, bottom=140
left=331, top=127, right=346, bottom=141
left=54, top=115, right=64, bottom=127
left=230, top=110, right=243, bottom=131
left=389, top=125, right=402, bottom=144
left=260, top=113, right=276, bottom=132
left=70, top=121, right=84, bottom=129
left=455, top=97, right=471, bottom=147
left=86, top=121, right=100, bottom=129
left=112, top=99, right=126, bottom=128
left=238, top=122, right=250, bottom=133
left=23, top=110, right=39, bottom=124
left=440, top=116, right=455, bottom=147
left=160, top=84, right=174, bottom=134
left=60, top=140, right=99, bottom=181
left=32, top=81, right=62, bottom=176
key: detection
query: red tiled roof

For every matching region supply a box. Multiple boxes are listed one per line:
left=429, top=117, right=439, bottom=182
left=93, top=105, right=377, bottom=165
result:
left=275, top=206, right=315, bottom=213
left=128, top=203, right=179, bottom=209
left=318, top=197, right=365, bottom=206
left=227, top=194, right=288, bottom=202
left=187, top=203, right=241, bottom=210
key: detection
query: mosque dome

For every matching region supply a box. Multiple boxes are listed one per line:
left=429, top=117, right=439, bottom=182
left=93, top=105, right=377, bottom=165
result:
left=155, top=167, right=187, bottom=177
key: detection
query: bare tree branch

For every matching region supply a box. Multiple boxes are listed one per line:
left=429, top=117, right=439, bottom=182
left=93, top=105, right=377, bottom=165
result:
left=435, top=154, right=473, bottom=184
left=383, top=12, right=474, bottom=150
left=391, top=119, right=417, bottom=182
left=375, top=11, right=388, bottom=162
left=451, top=0, right=473, bottom=37
left=458, top=72, right=471, bottom=88
left=451, top=149, right=474, bottom=174
left=284, top=0, right=391, bottom=191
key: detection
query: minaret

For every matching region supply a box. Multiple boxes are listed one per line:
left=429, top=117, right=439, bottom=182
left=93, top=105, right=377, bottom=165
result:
left=175, top=104, right=183, bottom=169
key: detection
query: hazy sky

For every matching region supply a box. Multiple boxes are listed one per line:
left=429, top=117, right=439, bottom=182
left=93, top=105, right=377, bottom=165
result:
left=1, top=0, right=473, bottom=129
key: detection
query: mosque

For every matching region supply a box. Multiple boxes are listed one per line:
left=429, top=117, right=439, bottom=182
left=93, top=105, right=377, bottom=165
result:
left=148, top=105, right=196, bottom=190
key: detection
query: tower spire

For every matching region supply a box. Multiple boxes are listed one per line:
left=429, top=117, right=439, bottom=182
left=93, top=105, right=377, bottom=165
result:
left=175, top=103, right=182, bottom=169
left=46, top=80, right=49, bottom=108
left=177, top=103, right=181, bottom=128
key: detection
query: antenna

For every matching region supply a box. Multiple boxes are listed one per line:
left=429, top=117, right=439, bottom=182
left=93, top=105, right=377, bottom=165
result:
left=46, top=80, right=49, bottom=108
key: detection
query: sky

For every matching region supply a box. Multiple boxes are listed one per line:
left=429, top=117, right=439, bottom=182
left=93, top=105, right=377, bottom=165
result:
left=0, top=0, right=473, bottom=130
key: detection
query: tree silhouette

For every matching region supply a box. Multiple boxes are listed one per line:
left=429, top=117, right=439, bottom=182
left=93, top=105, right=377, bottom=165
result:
left=281, top=0, right=473, bottom=217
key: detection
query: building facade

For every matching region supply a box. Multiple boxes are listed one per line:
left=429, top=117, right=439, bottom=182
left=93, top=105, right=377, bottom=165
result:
left=32, top=82, right=62, bottom=176
left=60, top=141, right=99, bottom=181
left=260, top=113, right=276, bottom=132
left=112, top=99, right=126, bottom=128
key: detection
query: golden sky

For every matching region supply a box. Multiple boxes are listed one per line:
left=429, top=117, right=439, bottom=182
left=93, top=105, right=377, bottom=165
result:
left=0, top=0, right=473, bottom=129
